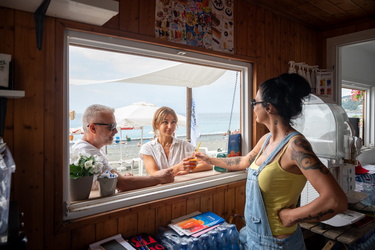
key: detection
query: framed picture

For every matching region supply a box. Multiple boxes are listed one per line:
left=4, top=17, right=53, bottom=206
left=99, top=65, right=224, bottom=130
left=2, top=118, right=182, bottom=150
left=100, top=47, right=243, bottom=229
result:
left=0, top=53, right=13, bottom=90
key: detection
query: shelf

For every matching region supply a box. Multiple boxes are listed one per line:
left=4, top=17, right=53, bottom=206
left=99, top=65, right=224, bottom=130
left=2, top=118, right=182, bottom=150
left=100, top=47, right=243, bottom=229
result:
left=0, top=90, right=25, bottom=99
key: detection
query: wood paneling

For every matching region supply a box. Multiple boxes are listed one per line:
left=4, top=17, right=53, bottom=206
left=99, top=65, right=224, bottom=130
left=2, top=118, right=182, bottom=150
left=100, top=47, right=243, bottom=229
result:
left=13, top=10, right=46, bottom=249
left=1, top=0, right=375, bottom=249
left=245, top=0, right=375, bottom=30
left=0, top=7, right=15, bottom=155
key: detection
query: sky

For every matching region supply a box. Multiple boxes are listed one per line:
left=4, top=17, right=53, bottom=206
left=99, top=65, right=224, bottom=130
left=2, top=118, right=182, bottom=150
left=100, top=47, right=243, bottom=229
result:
left=341, top=88, right=352, bottom=97
left=69, top=46, right=240, bottom=115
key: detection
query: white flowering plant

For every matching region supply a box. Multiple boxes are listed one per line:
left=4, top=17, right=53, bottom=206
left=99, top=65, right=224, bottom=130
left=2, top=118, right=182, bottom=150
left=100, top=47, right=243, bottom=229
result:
left=70, top=151, right=104, bottom=179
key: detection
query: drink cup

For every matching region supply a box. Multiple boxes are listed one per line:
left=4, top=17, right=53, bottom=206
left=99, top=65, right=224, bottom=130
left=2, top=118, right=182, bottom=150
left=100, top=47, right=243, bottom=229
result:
left=188, top=158, right=197, bottom=171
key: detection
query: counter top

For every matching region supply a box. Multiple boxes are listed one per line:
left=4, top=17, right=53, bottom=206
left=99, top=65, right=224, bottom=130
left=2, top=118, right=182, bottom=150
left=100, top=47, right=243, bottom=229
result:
left=89, top=170, right=224, bottom=199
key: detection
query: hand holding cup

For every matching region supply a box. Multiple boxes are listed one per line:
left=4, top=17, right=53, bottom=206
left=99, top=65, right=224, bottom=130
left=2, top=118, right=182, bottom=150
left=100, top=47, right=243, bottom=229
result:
left=187, top=157, right=198, bottom=171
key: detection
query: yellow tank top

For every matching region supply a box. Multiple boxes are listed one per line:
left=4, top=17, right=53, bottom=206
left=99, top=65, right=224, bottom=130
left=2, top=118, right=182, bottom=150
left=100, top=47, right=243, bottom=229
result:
left=250, top=139, right=306, bottom=236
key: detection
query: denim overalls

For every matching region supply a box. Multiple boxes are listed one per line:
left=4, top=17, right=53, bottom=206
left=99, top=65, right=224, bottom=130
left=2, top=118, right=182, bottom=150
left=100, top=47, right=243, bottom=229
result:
left=239, top=131, right=306, bottom=250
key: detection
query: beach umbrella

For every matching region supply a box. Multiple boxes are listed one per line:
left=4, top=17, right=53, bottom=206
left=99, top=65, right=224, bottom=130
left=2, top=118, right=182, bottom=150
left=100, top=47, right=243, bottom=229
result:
left=110, top=64, right=225, bottom=142
left=115, top=102, right=186, bottom=128
left=114, top=102, right=186, bottom=165
left=115, top=102, right=186, bottom=146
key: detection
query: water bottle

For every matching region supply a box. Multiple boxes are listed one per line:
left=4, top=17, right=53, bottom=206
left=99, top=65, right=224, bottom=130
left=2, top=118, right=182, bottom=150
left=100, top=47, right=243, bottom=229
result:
left=189, top=237, right=201, bottom=250
left=218, top=227, right=230, bottom=249
left=199, top=234, right=211, bottom=250
left=179, top=241, right=188, bottom=250
left=362, top=183, right=374, bottom=205
left=228, top=224, right=240, bottom=250
left=209, top=230, right=221, bottom=249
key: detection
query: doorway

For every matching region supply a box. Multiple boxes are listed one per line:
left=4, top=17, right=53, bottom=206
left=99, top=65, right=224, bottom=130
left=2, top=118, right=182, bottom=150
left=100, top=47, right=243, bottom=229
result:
left=327, top=28, right=375, bottom=147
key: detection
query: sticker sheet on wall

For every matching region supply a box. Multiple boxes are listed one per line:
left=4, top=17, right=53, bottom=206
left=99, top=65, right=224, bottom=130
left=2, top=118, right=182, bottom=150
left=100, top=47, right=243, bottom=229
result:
left=316, top=69, right=334, bottom=101
left=155, top=0, right=234, bottom=54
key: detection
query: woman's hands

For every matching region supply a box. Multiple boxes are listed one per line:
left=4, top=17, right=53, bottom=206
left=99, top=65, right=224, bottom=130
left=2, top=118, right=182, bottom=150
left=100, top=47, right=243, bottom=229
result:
left=194, top=152, right=212, bottom=164
left=174, top=155, right=197, bottom=175
left=278, top=204, right=296, bottom=227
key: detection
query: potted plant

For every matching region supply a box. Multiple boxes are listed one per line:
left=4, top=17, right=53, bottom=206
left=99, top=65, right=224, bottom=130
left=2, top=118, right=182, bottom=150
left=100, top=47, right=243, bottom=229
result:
left=70, top=151, right=104, bottom=201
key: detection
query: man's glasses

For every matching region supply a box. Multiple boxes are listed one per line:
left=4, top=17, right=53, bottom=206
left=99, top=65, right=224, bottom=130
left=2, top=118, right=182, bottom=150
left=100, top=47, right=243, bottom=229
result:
left=250, top=99, right=266, bottom=109
left=87, top=123, right=117, bottom=131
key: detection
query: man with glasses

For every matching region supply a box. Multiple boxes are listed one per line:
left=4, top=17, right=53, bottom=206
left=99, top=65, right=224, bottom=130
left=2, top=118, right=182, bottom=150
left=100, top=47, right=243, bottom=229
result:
left=72, top=104, right=174, bottom=192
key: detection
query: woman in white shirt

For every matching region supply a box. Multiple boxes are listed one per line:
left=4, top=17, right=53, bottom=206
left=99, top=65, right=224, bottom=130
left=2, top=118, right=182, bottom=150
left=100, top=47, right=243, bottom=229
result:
left=140, top=106, right=212, bottom=176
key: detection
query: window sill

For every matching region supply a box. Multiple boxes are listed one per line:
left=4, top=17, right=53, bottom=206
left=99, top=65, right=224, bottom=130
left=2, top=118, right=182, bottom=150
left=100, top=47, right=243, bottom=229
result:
left=65, top=170, right=247, bottom=220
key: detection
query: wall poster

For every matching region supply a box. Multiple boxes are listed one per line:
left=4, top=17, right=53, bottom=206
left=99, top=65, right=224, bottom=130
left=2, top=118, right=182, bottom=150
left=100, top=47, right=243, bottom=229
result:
left=155, top=0, right=234, bottom=54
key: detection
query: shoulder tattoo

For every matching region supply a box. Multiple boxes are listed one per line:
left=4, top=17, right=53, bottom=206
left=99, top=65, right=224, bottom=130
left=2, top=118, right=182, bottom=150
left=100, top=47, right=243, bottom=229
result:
left=291, top=138, right=329, bottom=174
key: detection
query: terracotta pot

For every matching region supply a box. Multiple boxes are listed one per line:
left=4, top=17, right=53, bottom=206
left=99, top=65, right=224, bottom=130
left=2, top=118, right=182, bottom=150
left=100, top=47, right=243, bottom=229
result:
left=70, top=175, right=94, bottom=201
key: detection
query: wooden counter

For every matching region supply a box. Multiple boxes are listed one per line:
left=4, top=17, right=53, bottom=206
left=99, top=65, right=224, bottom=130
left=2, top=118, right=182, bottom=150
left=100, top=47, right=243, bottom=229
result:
left=89, top=170, right=224, bottom=198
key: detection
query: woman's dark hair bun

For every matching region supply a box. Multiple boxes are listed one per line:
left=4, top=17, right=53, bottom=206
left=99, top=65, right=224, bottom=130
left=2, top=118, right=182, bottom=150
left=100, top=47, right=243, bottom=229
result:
left=259, top=73, right=311, bottom=125
left=279, top=73, right=311, bottom=99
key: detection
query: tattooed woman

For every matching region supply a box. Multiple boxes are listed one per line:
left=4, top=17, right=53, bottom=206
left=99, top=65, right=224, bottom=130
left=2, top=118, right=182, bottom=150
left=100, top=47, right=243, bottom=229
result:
left=195, top=73, right=347, bottom=249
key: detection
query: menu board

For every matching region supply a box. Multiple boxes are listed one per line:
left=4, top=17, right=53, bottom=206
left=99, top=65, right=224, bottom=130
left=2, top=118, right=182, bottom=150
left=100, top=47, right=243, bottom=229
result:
left=155, top=0, right=234, bottom=54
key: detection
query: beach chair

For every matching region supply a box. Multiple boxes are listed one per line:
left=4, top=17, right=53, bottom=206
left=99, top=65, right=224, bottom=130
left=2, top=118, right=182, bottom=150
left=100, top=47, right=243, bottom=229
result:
left=131, top=158, right=145, bottom=176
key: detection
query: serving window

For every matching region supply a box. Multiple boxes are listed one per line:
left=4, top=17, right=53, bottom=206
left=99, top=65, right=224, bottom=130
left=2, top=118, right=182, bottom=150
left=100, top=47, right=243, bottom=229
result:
left=64, top=30, right=252, bottom=220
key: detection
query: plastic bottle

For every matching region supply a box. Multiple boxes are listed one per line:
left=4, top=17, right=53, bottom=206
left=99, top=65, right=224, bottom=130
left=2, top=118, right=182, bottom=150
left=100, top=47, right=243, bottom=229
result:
left=179, top=241, right=188, bottom=250
left=218, top=227, right=230, bottom=249
left=362, top=182, right=374, bottom=206
left=189, top=237, right=201, bottom=250
left=200, top=234, right=210, bottom=250
left=209, top=230, right=221, bottom=249
left=228, top=224, right=240, bottom=250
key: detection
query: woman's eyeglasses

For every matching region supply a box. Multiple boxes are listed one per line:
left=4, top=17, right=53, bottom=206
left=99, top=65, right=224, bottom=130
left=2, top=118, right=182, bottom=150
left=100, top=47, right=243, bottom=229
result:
left=87, top=123, right=117, bottom=131
left=250, top=99, right=266, bottom=109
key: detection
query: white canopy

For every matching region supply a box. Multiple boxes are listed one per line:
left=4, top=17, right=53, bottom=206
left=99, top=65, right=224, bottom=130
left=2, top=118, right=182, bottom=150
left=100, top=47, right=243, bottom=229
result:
left=115, top=102, right=186, bottom=127
left=70, top=63, right=226, bottom=142
left=70, top=63, right=226, bottom=88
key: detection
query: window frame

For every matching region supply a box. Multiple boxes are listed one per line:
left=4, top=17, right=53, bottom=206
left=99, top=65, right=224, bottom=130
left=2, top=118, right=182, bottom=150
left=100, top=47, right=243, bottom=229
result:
left=341, top=84, right=368, bottom=141
left=327, top=29, right=375, bottom=148
left=63, top=30, right=253, bottom=220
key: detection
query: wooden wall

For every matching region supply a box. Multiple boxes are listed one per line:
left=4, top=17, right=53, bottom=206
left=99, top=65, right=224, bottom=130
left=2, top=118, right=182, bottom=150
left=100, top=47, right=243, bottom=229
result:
left=1, top=0, right=374, bottom=249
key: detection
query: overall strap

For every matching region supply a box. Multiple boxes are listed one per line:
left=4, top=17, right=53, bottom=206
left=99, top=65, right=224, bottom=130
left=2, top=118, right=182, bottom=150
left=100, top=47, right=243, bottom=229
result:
left=254, top=131, right=300, bottom=176
left=259, top=134, right=272, bottom=154
left=250, top=134, right=272, bottom=167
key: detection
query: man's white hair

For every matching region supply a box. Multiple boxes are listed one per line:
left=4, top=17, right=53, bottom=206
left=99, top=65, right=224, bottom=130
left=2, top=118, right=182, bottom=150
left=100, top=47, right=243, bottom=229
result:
left=82, top=104, right=115, bottom=132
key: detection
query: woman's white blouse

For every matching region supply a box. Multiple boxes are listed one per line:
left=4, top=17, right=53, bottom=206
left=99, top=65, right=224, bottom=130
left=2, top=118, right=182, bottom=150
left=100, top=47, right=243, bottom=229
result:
left=139, top=138, right=195, bottom=169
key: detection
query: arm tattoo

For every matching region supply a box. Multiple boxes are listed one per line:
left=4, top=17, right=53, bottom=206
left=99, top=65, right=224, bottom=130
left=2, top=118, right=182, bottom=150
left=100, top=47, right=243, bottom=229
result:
left=248, top=152, right=257, bottom=165
left=211, top=152, right=256, bottom=168
left=219, top=157, right=242, bottom=166
left=291, top=138, right=329, bottom=174
left=294, top=209, right=334, bottom=223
